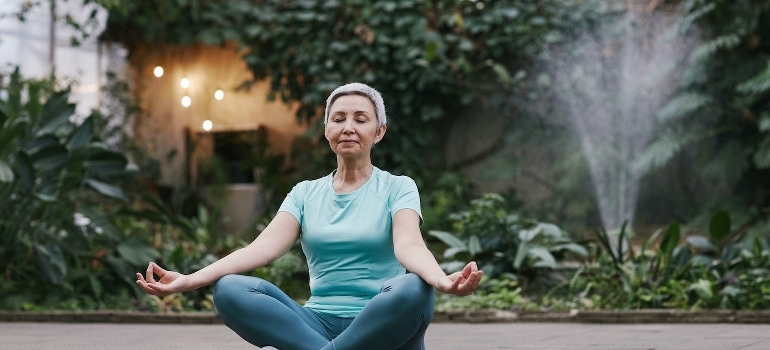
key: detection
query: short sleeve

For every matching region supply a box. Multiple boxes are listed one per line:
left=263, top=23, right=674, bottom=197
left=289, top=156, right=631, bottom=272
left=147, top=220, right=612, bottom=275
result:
left=390, top=176, right=422, bottom=223
left=278, top=182, right=304, bottom=225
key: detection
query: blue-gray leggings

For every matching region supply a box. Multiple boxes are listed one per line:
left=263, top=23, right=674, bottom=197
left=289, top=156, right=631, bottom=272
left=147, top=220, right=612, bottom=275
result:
left=213, top=273, right=435, bottom=350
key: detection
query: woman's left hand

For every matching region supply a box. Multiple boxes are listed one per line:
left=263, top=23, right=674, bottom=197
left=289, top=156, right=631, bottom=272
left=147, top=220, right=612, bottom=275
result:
left=436, top=261, right=483, bottom=296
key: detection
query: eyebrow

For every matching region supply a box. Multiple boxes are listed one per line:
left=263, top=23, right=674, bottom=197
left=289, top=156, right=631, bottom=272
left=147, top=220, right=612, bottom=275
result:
left=331, top=109, right=372, bottom=117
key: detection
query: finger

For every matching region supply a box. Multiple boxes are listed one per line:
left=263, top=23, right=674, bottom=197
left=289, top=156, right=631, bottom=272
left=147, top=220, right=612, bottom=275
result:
left=145, top=263, right=156, bottom=283
left=441, top=274, right=462, bottom=293
left=462, top=262, right=473, bottom=277
left=150, top=262, right=169, bottom=275
left=464, top=271, right=483, bottom=293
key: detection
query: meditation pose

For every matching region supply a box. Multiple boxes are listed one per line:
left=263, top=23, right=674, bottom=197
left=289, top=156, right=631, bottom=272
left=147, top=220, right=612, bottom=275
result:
left=135, top=82, right=482, bottom=349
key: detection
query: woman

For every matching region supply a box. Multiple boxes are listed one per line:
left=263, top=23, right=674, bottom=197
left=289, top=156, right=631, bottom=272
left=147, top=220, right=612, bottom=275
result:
left=135, top=83, right=483, bottom=349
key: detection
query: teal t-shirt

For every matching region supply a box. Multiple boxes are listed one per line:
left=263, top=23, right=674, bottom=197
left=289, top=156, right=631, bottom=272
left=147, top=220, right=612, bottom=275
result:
left=278, top=166, right=422, bottom=317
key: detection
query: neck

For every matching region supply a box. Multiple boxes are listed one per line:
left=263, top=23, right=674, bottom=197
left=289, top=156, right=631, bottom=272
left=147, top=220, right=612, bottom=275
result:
left=332, top=161, right=373, bottom=193
left=334, top=162, right=373, bottom=182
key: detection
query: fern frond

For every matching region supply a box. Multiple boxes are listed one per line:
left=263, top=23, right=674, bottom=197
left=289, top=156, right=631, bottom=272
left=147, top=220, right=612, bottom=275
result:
left=676, top=1, right=716, bottom=34
left=736, top=60, right=770, bottom=95
left=631, top=132, right=690, bottom=173
left=632, top=127, right=728, bottom=173
left=760, top=112, right=770, bottom=132
left=689, top=34, right=741, bottom=63
left=656, top=92, right=711, bottom=123
left=679, top=58, right=708, bottom=88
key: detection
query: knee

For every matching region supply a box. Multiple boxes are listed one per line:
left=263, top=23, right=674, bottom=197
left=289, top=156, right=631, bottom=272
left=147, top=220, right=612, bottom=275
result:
left=213, top=274, right=256, bottom=316
left=387, top=274, right=434, bottom=311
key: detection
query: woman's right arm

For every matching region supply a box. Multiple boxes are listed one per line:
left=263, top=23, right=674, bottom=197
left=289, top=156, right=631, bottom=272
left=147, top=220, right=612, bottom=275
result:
left=135, top=211, right=300, bottom=296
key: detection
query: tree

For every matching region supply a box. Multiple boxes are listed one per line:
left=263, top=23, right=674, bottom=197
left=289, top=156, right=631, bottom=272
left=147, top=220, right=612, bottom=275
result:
left=634, top=0, right=770, bottom=230
left=101, top=0, right=578, bottom=183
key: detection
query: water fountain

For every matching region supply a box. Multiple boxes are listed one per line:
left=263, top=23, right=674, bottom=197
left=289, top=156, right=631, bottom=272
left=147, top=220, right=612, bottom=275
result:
left=547, top=5, right=693, bottom=231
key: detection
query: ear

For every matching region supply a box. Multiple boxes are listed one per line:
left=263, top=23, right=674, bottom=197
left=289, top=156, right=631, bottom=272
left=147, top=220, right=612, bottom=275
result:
left=374, top=124, right=387, bottom=144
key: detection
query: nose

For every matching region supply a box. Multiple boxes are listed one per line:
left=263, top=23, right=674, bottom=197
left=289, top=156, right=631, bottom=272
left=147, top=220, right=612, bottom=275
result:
left=343, top=120, right=355, bottom=133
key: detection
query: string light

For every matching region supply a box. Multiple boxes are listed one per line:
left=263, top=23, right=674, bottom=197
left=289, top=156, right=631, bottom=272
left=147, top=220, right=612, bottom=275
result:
left=214, top=89, right=224, bottom=100
left=153, top=66, right=164, bottom=78
left=202, top=120, right=213, bottom=131
left=180, top=77, right=190, bottom=88
left=181, top=96, right=191, bottom=107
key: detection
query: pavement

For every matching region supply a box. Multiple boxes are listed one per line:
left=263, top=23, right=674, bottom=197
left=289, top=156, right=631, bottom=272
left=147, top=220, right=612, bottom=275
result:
left=2, top=321, right=769, bottom=350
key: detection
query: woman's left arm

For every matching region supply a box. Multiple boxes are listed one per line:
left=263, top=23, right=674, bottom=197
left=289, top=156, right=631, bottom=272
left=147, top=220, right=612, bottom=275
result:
left=392, top=209, right=482, bottom=296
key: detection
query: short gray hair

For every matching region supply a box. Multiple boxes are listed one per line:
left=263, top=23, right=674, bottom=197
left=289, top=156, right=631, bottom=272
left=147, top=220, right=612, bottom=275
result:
left=324, top=83, right=387, bottom=128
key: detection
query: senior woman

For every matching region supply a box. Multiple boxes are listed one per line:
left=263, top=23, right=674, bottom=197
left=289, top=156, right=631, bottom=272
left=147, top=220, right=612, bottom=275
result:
left=135, top=82, right=482, bottom=350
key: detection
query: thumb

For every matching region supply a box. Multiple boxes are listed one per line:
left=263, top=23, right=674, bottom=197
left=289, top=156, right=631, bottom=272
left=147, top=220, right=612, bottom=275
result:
left=149, top=262, right=171, bottom=277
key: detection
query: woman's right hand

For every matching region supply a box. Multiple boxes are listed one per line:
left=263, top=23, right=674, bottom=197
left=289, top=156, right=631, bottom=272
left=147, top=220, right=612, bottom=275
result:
left=135, top=262, right=191, bottom=296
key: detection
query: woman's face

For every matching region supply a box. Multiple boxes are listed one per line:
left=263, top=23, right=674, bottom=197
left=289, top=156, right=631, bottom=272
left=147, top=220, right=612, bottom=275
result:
left=324, top=94, right=386, bottom=159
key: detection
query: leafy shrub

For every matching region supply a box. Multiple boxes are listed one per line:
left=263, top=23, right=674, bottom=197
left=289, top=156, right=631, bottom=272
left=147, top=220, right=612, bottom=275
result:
left=429, top=193, right=587, bottom=290
left=434, top=278, right=536, bottom=312
left=0, top=68, right=149, bottom=310
left=565, top=211, right=770, bottom=310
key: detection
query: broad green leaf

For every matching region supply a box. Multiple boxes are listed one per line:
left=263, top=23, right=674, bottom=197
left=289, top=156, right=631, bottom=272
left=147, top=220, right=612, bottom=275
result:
left=36, top=91, right=75, bottom=135
left=428, top=230, right=467, bottom=250
left=708, top=210, right=731, bottom=241
left=528, top=247, right=557, bottom=269
left=68, top=116, right=93, bottom=150
left=0, top=160, right=13, bottom=182
left=84, top=150, right=128, bottom=176
left=89, top=275, right=103, bottom=298
left=688, top=279, right=713, bottom=300
left=0, top=116, right=30, bottom=153
left=491, top=62, right=511, bottom=84
left=513, top=241, right=528, bottom=269
left=34, top=243, right=67, bottom=285
left=30, top=145, right=69, bottom=171
left=551, top=242, right=588, bottom=257
left=468, top=234, right=482, bottom=256
left=687, top=235, right=716, bottom=252
left=16, top=151, right=34, bottom=190
left=35, top=181, right=59, bottom=202
left=78, top=205, right=121, bottom=238
left=439, top=261, right=466, bottom=274
left=116, top=239, right=160, bottom=267
left=444, top=247, right=466, bottom=258
left=84, top=178, right=126, bottom=201
left=519, top=227, right=538, bottom=242
left=25, top=135, right=59, bottom=153
left=659, top=221, right=681, bottom=257
left=538, top=223, right=562, bottom=237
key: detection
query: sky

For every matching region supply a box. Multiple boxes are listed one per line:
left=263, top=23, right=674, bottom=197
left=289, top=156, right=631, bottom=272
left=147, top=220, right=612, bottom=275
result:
left=0, top=0, right=126, bottom=117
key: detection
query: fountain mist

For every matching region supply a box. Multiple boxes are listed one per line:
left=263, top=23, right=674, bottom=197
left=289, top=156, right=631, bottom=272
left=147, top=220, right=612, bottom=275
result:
left=548, top=7, right=692, bottom=231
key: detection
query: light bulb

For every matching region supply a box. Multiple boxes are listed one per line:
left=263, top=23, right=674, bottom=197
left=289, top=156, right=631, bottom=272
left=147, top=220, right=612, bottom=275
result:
left=203, top=120, right=213, bottom=131
left=153, top=66, right=164, bottom=77
left=181, top=96, right=191, bottom=107
left=214, top=90, right=224, bottom=100
left=180, top=78, right=190, bottom=88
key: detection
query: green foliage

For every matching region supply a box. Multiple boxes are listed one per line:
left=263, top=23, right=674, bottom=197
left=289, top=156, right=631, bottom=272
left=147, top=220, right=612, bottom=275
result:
left=429, top=193, right=587, bottom=289
left=101, top=0, right=580, bottom=182
left=634, top=0, right=770, bottom=222
left=564, top=211, right=770, bottom=310
left=435, top=277, right=536, bottom=312
left=0, top=67, right=145, bottom=310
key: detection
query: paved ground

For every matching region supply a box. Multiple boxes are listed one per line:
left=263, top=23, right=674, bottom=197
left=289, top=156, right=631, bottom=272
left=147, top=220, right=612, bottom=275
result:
left=1, top=322, right=769, bottom=349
